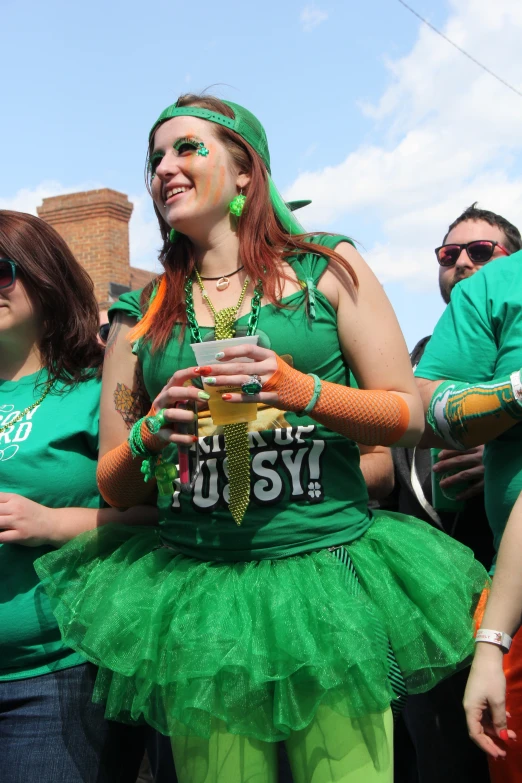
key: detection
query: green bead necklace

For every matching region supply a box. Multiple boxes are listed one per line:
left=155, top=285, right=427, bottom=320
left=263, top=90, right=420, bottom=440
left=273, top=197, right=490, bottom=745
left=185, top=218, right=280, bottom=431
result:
left=0, top=380, right=53, bottom=436
left=185, top=271, right=263, bottom=344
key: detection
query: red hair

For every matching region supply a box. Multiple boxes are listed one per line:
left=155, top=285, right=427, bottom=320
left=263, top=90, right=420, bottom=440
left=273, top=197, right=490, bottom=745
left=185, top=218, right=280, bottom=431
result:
left=131, top=95, right=358, bottom=349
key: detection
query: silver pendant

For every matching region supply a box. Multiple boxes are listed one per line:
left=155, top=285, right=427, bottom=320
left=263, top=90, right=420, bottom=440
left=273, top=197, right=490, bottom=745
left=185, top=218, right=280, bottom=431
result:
left=216, top=276, right=230, bottom=291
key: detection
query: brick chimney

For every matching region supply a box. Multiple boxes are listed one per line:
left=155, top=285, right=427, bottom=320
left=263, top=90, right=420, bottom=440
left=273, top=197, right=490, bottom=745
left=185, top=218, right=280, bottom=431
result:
left=37, top=189, right=134, bottom=308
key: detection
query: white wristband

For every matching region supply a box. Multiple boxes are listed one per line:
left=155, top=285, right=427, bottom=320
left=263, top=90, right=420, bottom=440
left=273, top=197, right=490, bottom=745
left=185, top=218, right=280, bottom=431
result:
left=511, top=370, right=522, bottom=406
left=475, top=628, right=512, bottom=653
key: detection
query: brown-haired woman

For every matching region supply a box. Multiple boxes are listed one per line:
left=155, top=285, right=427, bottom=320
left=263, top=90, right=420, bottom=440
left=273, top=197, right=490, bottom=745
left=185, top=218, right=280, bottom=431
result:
left=36, top=97, right=488, bottom=782
left=0, top=210, right=153, bottom=783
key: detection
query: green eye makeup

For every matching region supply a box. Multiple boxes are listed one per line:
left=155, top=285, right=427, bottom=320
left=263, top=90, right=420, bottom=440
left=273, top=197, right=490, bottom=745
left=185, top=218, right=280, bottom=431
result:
left=149, top=151, right=164, bottom=179
left=173, top=137, right=210, bottom=157
left=149, top=138, right=210, bottom=181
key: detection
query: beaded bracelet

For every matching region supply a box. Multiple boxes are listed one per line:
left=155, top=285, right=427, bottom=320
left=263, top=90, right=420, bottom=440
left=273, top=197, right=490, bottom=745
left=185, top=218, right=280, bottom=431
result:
left=296, top=373, right=323, bottom=417
left=128, top=417, right=148, bottom=458
left=128, top=410, right=166, bottom=458
left=475, top=628, right=513, bottom=653
left=128, top=411, right=177, bottom=495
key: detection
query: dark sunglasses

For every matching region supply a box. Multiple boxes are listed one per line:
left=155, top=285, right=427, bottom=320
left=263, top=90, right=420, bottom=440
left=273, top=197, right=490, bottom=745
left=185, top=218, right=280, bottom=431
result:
left=99, top=323, right=111, bottom=343
left=0, top=258, right=16, bottom=289
left=435, top=240, right=509, bottom=267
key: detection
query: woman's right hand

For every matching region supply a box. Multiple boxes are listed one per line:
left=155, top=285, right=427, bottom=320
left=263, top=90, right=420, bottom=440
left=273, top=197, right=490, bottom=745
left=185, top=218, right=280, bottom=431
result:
left=151, top=366, right=209, bottom=445
left=463, top=643, right=516, bottom=758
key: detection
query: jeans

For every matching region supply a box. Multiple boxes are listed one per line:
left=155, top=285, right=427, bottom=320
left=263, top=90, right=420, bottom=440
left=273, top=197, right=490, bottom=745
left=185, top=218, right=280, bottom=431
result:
left=0, top=663, right=146, bottom=783
left=147, top=731, right=178, bottom=782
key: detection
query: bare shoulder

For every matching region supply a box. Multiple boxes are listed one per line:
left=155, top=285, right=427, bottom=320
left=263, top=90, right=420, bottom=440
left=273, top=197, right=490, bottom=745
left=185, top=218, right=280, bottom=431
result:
left=104, top=313, right=137, bottom=359
left=317, top=241, right=374, bottom=311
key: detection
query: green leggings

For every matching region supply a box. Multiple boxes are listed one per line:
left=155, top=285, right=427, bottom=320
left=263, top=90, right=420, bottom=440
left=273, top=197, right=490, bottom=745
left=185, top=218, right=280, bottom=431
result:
left=171, top=706, right=393, bottom=783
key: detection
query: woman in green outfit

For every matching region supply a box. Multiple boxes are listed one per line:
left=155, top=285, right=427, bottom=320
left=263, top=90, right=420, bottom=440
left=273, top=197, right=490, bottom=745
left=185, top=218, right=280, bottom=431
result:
left=36, top=96, right=488, bottom=783
left=0, top=211, right=153, bottom=783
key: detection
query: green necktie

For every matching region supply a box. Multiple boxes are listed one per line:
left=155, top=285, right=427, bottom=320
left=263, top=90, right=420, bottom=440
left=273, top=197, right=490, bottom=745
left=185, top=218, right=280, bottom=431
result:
left=214, top=307, right=251, bottom=525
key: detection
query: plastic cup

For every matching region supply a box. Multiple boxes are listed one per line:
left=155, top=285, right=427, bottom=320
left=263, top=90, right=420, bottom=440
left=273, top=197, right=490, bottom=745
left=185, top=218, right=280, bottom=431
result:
left=191, top=336, right=259, bottom=425
left=430, top=448, right=467, bottom=512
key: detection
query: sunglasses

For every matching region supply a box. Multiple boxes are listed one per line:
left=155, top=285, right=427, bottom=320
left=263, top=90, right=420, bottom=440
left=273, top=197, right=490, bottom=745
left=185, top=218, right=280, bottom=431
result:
left=99, top=323, right=111, bottom=343
left=0, top=258, right=16, bottom=289
left=435, top=240, right=509, bottom=267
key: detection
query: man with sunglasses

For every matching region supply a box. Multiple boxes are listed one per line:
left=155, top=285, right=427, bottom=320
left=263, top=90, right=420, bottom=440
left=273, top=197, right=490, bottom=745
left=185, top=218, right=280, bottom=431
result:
left=392, top=204, right=521, bottom=783
left=436, top=206, right=518, bottom=304
left=414, top=205, right=522, bottom=783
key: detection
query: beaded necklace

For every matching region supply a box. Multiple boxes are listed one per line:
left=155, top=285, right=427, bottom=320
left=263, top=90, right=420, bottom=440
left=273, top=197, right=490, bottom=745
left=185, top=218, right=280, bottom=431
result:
left=184, top=273, right=263, bottom=343
left=0, top=380, right=53, bottom=435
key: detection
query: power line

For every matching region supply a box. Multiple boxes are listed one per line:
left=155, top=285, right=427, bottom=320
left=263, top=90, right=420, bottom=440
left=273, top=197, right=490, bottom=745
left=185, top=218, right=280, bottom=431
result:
left=396, top=0, right=522, bottom=100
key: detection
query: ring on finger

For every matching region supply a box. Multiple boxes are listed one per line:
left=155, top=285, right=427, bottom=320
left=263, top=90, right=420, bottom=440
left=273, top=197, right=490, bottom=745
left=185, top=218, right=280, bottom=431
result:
left=145, top=409, right=167, bottom=434
left=241, top=375, right=263, bottom=396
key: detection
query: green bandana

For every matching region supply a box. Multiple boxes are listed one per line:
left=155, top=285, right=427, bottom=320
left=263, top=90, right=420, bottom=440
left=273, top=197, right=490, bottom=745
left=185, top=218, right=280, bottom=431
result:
left=149, top=99, right=304, bottom=235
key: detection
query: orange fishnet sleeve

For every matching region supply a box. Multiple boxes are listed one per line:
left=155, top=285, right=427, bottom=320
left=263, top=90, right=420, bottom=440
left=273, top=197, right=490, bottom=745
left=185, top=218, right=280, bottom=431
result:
left=263, top=356, right=410, bottom=446
left=97, top=407, right=165, bottom=508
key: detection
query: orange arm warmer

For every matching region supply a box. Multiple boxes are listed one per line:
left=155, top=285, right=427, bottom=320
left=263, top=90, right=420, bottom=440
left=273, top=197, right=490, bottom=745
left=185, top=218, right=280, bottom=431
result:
left=97, top=410, right=165, bottom=508
left=263, top=357, right=410, bottom=446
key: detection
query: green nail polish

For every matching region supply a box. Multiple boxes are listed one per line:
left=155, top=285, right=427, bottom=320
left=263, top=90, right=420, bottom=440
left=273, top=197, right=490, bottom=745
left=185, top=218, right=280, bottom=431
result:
left=198, top=390, right=211, bottom=400
left=205, top=377, right=217, bottom=385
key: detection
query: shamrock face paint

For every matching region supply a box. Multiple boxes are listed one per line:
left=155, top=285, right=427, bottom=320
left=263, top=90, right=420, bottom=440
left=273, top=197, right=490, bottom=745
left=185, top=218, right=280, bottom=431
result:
left=173, top=137, right=210, bottom=157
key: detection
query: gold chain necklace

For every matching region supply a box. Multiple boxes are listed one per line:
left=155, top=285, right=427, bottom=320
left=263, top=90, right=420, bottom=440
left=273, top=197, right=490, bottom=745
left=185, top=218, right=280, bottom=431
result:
left=0, top=380, right=53, bottom=435
left=194, top=269, right=250, bottom=337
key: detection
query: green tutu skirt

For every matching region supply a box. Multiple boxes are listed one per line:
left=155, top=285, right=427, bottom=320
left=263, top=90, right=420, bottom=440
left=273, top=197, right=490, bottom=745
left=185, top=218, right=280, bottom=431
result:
left=34, top=511, right=488, bottom=742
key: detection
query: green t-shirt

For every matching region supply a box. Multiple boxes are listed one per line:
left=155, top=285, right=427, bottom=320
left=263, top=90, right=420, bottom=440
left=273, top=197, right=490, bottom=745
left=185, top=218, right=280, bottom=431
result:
left=415, top=251, right=522, bottom=559
left=110, top=235, right=373, bottom=562
left=0, top=371, right=102, bottom=680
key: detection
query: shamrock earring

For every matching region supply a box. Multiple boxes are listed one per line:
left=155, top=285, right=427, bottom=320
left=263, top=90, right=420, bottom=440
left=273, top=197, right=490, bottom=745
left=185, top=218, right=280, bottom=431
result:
left=229, top=190, right=246, bottom=217
left=169, top=229, right=178, bottom=243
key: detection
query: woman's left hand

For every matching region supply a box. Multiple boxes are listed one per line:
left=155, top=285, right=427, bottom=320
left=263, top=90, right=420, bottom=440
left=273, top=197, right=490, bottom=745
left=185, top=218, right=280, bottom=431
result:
left=463, top=644, right=517, bottom=758
left=197, top=343, right=282, bottom=406
left=0, top=493, right=54, bottom=546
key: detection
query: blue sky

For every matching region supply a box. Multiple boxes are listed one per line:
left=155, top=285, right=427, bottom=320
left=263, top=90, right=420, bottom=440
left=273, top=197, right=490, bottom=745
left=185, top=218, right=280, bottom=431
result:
left=2, top=0, right=522, bottom=347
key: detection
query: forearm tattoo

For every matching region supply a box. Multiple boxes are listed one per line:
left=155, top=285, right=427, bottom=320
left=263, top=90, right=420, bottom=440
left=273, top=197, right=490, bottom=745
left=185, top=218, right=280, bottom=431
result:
left=427, top=372, right=522, bottom=449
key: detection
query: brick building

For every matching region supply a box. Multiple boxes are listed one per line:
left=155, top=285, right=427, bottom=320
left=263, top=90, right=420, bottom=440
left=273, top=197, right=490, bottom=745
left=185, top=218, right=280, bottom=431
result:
left=37, top=188, right=155, bottom=309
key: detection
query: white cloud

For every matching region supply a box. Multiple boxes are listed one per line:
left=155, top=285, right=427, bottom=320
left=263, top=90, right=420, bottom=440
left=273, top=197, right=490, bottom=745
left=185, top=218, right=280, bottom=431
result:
left=0, top=181, right=101, bottom=215
left=128, top=192, right=163, bottom=273
left=300, top=5, right=328, bottom=32
left=7, top=0, right=522, bottom=307
left=287, top=0, right=522, bottom=290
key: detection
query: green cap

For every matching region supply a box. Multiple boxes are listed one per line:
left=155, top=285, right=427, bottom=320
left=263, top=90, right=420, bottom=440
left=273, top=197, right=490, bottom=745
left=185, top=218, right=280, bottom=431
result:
left=150, top=100, right=271, bottom=173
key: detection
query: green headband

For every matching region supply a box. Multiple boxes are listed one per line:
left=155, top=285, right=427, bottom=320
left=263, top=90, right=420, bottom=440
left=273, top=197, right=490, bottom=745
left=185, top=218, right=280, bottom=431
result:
left=150, top=100, right=271, bottom=173
left=149, top=99, right=303, bottom=235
